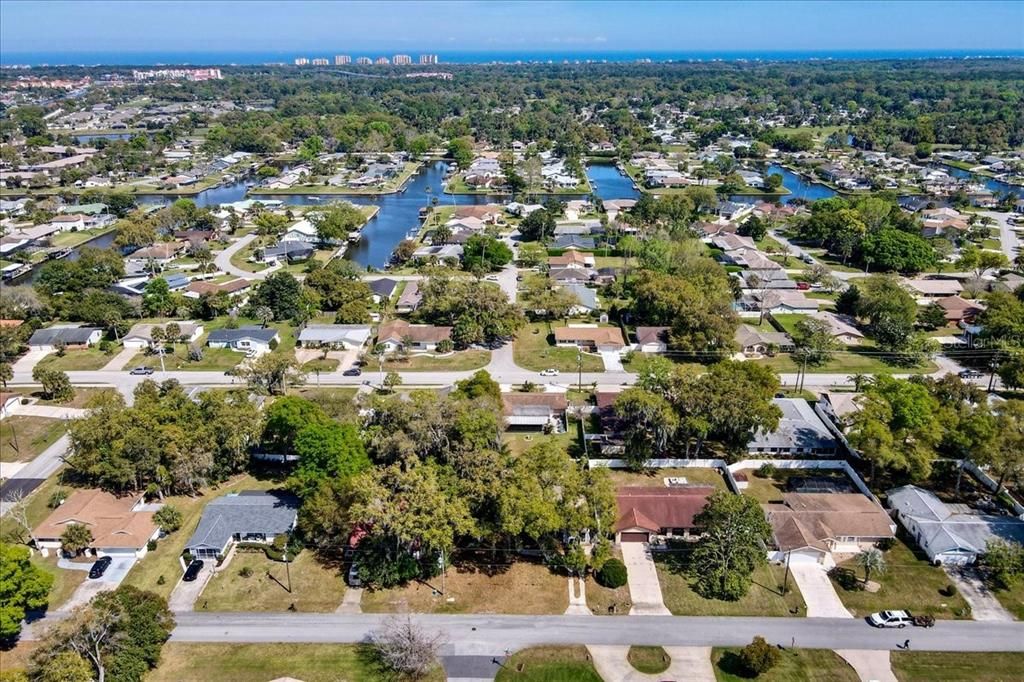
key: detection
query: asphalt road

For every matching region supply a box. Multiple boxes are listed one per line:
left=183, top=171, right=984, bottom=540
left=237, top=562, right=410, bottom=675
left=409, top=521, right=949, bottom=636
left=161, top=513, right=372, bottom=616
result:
left=158, top=613, right=1024, bottom=653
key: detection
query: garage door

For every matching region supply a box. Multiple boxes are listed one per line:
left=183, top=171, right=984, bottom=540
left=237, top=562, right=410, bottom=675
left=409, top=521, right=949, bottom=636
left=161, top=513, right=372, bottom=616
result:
left=620, top=532, right=649, bottom=543
left=788, top=549, right=824, bottom=564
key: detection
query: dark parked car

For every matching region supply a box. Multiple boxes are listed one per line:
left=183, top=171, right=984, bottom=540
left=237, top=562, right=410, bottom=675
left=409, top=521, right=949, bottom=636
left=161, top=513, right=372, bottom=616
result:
left=88, top=556, right=112, bottom=580
left=343, top=367, right=362, bottom=376
left=183, top=559, right=204, bottom=582
left=958, top=369, right=985, bottom=379
left=129, top=366, right=155, bottom=376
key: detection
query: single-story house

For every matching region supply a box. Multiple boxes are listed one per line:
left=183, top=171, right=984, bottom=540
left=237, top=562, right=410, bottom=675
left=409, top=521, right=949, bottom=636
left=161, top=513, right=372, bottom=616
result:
left=206, top=326, right=280, bottom=355
left=553, top=235, right=596, bottom=250
left=501, top=392, right=568, bottom=430
left=28, top=325, right=103, bottom=351
left=183, top=278, right=252, bottom=300
left=934, top=295, right=985, bottom=324
left=560, top=284, right=599, bottom=315
left=549, top=267, right=596, bottom=285
left=185, top=491, right=299, bottom=559
left=764, top=492, right=896, bottom=567
left=262, top=241, right=314, bottom=263
left=748, top=398, right=838, bottom=456
left=734, top=325, right=795, bottom=356
left=553, top=326, right=626, bottom=352
left=817, top=392, right=864, bottom=426
left=395, top=281, right=422, bottom=313
left=368, top=278, right=398, bottom=304
left=123, top=322, right=203, bottom=349
left=413, top=244, right=463, bottom=261
left=808, top=311, right=865, bottom=345
left=887, top=485, right=1024, bottom=565
left=297, top=324, right=372, bottom=350
left=376, top=319, right=452, bottom=352
left=905, top=278, right=963, bottom=298
left=33, top=489, right=159, bottom=559
left=127, top=241, right=188, bottom=266
left=741, top=290, right=819, bottom=314
left=614, top=486, right=716, bottom=544
left=548, top=250, right=595, bottom=269
left=635, top=326, right=670, bottom=353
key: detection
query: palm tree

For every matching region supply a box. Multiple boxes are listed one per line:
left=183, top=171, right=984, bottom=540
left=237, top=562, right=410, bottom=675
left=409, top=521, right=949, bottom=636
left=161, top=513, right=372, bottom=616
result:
left=854, top=547, right=886, bottom=585
left=254, top=306, right=274, bottom=328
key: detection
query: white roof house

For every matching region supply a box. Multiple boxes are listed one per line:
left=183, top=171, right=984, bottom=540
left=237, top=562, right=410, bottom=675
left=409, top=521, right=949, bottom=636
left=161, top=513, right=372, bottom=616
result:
left=297, top=324, right=372, bottom=349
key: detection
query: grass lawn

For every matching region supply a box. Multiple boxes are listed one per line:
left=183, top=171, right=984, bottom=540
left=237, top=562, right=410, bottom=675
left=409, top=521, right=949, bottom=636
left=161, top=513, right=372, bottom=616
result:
left=605, top=467, right=728, bottom=491
left=49, top=226, right=117, bottom=249
left=712, top=647, right=858, bottom=682
left=504, top=424, right=579, bottom=457
left=301, top=357, right=340, bottom=373
left=628, top=646, right=670, bottom=674
left=991, top=581, right=1024, bottom=620
left=738, top=468, right=851, bottom=504
left=35, top=347, right=114, bottom=371
left=200, top=550, right=345, bottom=612
left=0, top=642, right=37, bottom=678
left=382, top=350, right=491, bottom=372
left=655, top=560, right=806, bottom=617
left=0, top=416, right=67, bottom=462
left=495, top=646, right=602, bottom=682
left=149, top=643, right=444, bottom=682
left=585, top=574, right=632, bottom=616
left=594, top=256, right=628, bottom=268
left=829, top=538, right=971, bottom=619
left=290, top=386, right=359, bottom=419
left=31, top=553, right=87, bottom=611
left=891, top=652, right=1024, bottom=682
left=513, top=322, right=606, bottom=373
left=34, top=386, right=116, bottom=409
left=126, top=346, right=242, bottom=372
left=121, top=473, right=284, bottom=600
left=362, top=559, right=568, bottom=615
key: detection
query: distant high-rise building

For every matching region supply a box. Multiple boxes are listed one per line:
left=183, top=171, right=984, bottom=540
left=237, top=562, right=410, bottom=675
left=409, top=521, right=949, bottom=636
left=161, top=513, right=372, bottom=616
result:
left=311, top=58, right=329, bottom=66
left=294, top=57, right=309, bottom=66
left=419, top=54, right=439, bottom=65
left=375, top=57, right=390, bottom=65
left=334, top=55, right=351, bottom=65
left=393, top=54, right=412, bottom=65
left=356, top=57, right=372, bottom=65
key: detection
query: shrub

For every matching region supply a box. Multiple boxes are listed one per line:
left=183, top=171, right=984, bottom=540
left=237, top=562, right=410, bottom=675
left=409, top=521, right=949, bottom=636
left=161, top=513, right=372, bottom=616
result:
left=154, top=505, right=183, bottom=533
left=269, top=338, right=279, bottom=351
left=239, top=566, right=254, bottom=578
left=739, top=636, right=780, bottom=676
left=596, top=557, right=628, bottom=588
left=875, top=537, right=895, bottom=552
left=757, top=463, right=777, bottom=479
left=829, top=566, right=863, bottom=592
left=157, top=575, right=166, bottom=585
left=941, top=584, right=957, bottom=597
left=147, top=539, right=157, bottom=552
left=435, top=338, right=453, bottom=353
left=47, top=488, right=66, bottom=509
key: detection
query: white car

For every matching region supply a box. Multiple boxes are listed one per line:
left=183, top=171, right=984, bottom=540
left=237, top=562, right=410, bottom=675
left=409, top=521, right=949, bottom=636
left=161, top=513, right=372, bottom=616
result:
left=484, top=274, right=500, bottom=281
left=540, top=368, right=560, bottom=377
left=867, top=610, right=914, bottom=628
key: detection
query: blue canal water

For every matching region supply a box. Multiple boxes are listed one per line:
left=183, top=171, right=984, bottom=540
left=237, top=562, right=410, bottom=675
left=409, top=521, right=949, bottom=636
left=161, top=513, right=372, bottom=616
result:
left=939, top=164, right=1022, bottom=199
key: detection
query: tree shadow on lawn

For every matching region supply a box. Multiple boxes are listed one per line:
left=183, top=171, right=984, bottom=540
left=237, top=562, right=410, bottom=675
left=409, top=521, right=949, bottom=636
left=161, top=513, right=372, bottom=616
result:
left=716, top=650, right=758, bottom=679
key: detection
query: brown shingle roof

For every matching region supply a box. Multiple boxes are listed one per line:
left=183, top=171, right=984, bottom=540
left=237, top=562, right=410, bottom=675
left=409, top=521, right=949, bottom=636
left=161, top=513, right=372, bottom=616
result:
left=635, top=326, right=669, bottom=346
left=614, top=486, right=715, bottom=533
left=377, top=319, right=452, bottom=344
left=501, top=392, right=568, bottom=416
left=764, top=493, right=894, bottom=552
left=553, top=326, right=625, bottom=348
left=33, top=489, right=157, bottom=550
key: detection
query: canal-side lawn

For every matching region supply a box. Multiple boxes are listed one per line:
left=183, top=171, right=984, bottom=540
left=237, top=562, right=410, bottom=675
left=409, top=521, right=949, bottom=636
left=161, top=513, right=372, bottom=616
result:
left=654, top=559, right=806, bottom=617
left=828, top=537, right=971, bottom=619
left=35, top=347, right=114, bottom=371
left=513, top=322, right=606, bottom=373
left=49, top=226, right=117, bottom=249
left=361, top=559, right=568, bottom=615
left=712, top=647, right=858, bottom=682
left=0, top=416, right=67, bottom=463
left=495, top=646, right=602, bottom=682
left=150, top=643, right=444, bottom=682
left=382, top=350, right=490, bottom=372
left=250, top=163, right=421, bottom=195
left=199, top=550, right=345, bottom=612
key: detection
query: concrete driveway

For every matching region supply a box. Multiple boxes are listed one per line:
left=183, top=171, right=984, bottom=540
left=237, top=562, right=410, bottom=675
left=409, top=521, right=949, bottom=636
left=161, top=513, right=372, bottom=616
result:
left=101, top=347, right=140, bottom=372
left=620, top=543, right=670, bottom=616
left=169, top=562, right=215, bottom=612
left=599, top=350, right=624, bottom=372
left=60, top=556, right=136, bottom=611
left=11, top=349, right=50, bottom=373
left=946, top=566, right=1014, bottom=622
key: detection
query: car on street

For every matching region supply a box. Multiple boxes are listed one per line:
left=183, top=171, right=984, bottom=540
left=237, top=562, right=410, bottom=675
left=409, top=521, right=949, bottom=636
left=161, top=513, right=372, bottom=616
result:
left=129, top=366, right=155, bottom=375
left=484, top=274, right=500, bottom=281
left=867, top=610, right=915, bottom=628
left=540, top=368, right=560, bottom=377
left=347, top=563, right=362, bottom=587
left=88, top=556, right=112, bottom=580
left=958, top=369, right=985, bottom=379
left=801, top=253, right=815, bottom=264
left=343, top=367, right=362, bottom=376
left=183, top=559, right=204, bottom=582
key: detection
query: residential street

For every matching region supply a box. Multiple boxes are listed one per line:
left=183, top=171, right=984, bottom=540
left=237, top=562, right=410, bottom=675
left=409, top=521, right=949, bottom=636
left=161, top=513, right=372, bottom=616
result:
left=213, top=232, right=274, bottom=279
left=978, top=209, right=1021, bottom=262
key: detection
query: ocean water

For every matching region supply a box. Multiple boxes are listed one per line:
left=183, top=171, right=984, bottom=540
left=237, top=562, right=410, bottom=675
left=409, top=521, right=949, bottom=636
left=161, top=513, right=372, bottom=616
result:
left=3, top=48, right=1022, bottom=67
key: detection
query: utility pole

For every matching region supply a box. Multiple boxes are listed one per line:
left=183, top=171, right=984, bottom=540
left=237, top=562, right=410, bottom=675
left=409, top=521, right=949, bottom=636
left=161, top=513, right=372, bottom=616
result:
left=577, top=352, right=583, bottom=392
left=798, top=353, right=808, bottom=392
left=284, top=546, right=292, bottom=593
left=783, top=549, right=791, bottom=596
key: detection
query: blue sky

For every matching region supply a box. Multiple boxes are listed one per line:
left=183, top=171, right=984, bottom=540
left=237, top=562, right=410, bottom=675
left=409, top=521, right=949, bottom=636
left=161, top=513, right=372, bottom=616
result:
left=2, top=1, right=1022, bottom=55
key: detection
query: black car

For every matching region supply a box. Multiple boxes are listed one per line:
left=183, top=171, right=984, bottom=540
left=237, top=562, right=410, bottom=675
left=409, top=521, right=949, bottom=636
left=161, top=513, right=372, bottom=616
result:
left=88, top=556, right=112, bottom=580
left=183, top=559, right=204, bottom=582
left=958, top=369, right=985, bottom=379
left=129, top=366, right=154, bottom=376
left=343, top=367, right=362, bottom=376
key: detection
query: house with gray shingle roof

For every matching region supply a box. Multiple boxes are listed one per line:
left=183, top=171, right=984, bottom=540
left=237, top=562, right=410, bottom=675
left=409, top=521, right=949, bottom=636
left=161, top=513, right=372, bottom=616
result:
left=185, top=491, right=298, bottom=559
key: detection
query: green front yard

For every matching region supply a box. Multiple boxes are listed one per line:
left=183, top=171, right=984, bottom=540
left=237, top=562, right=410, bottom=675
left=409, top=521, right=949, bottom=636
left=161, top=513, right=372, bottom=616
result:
left=31, top=554, right=87, bottom=612
left=991, top=581, right=1024, bottom=621
left=200, top=550, right=346, bottom=612
left=655, top=560, right=806, bottom=617
left=126, top=346, right=243, bottom=372
left=0, top=416, right=67, bottom=462
left=382, top=350, right=491, bottom=372
left=49, top=226, right=117, bottom=248
left=892, top=652, right=1024, bottom=681
left=36, top=347, right=114, bottom=371
left=712, top=647, right=858, bottom=682
left=513, top=322, right=606, bottom=373
left=150, top=643, right=444, bottom=682
left=504, top=422, right=579, bottom=457
left=605, top=467, right=729, bottom=491
left=495, top=646, right=602, bottom=682
left=828, top=538, right=971, bottom=619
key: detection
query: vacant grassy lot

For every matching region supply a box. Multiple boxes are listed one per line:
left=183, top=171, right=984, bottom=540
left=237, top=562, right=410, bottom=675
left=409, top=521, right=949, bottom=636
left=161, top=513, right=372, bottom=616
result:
left=200, top=550, right=345, bottom=612
left=605, top=467, right=728, bottom=491
left=829, top=538, right=971, bottom=619
left=126, top=345, right=242, bottom=372
left=513, top=322, right=606, bottom=373
left=504, top=424, right=578, bottom=457
left=991, top=581, right=1024, bottom=620
left=35, top=347, right=113, bottom=371
left=655, top=560, right=806, bottom=617
left=121, top=474, right=284, bottom=600
left=738, top=467, right=852, bottom=504
left=891, top=652, right=1024, bottom=681
left=712, top=647, right=858, bottom=682
left=495, top=646, right=602, bottom=682
left=362, top=560, right=568, bottom=615
left=756, top=348, right=937, bottom=375
left=34, top=386, right=116, bottom=408
left=383, top=350, right=491, bottom=372
left=628, top=646, right=670, bottom=674
left=0, top=416, right=66, bottom=462
left=149, top=643, right=444, bottom=682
